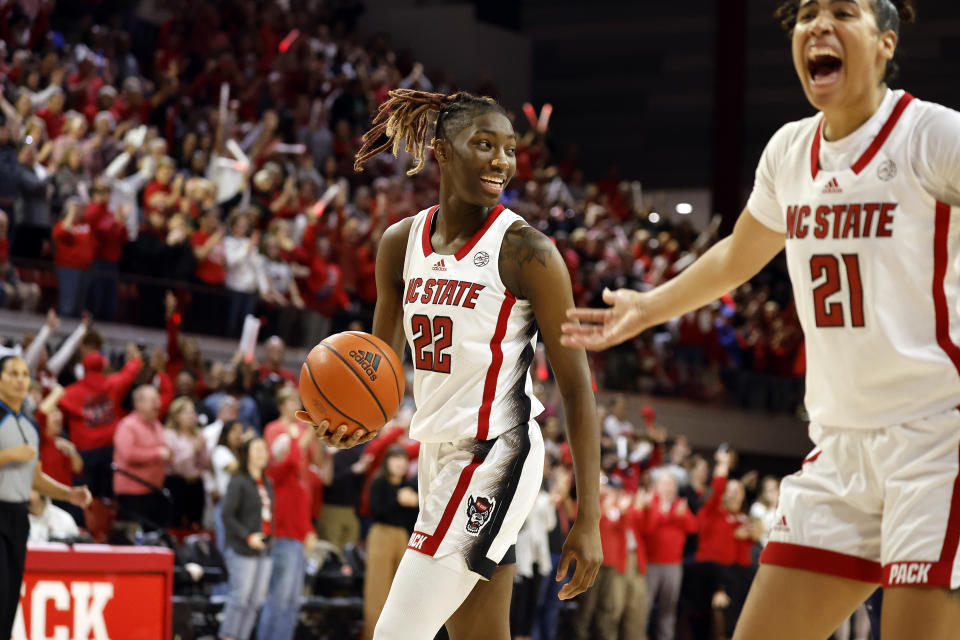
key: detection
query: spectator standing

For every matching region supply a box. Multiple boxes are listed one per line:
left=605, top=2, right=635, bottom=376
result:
left=511, top=475, right=557, bottom=640
left=317, top=445, right=372, bottom=550
left=163, top=396, right=210, bottom=529
left=258, top=387, right=318, bottom=640
left=51, top=197, right=95, bottom=317
left=112, top=385, right=171, bottom=529
left=647, top=468, right=697, bottom=640
left=59, top=345, right=142, bottom=498
left=11, top=141, right=54, bottom=260
left=363, top=446, right=418, bottom=640
left=189, top=207, right=227, bottom=334
left=84, top=181, right=130, bottom=321
left=211, top=419, right=248, bottom=550
left=220, top=437, right=274, bottom=640
left=223, top=210, right=262, bottom=337
left=749, top=475, right=780, bottom=549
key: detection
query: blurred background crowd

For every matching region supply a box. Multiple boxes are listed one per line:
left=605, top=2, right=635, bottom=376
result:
left=0, top=1, right=831, bottom=639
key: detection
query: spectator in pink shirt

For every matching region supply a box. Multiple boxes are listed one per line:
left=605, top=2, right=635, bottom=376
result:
left=113, top=385, right=170, bottom=529
left=163, top=396, right=210, bottom=529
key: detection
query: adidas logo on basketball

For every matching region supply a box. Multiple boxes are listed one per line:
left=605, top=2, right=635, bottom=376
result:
left=348, top=349, right=381, bottom=381
left=822, top=177, right=842, bottom=194
left=432, top=259, right=447, bottom=271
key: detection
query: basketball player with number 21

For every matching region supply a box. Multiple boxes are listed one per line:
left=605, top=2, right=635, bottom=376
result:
left=562, top=1, right=960, bottom=638
left=298, top=88, right=602, bottom=640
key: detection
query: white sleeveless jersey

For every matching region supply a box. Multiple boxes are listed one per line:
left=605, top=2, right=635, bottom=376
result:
left=748, top=89, right=960, bottom=429
left=401, top=204, right=544, bottom=443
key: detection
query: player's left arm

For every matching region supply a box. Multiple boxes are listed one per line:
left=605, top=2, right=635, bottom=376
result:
left=500, top=223, right=603, bottom=600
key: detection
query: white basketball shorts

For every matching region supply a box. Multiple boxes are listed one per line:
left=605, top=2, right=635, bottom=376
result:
left=406, top=420, right=544, bottom=579
left=762, top=406, right=960, bottom=589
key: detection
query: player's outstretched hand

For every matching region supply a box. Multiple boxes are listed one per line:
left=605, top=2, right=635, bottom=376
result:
left=560, top=288, right=648, bottom=351
left=295, top=410, right=378, bottom=449
left=556, top=518, right=603, bottom=600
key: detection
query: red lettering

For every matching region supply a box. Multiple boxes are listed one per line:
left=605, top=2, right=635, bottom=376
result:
left=796, top=206, right=811, bottom=239
left=814, top=206, right=830, bottom=239
left=877, top=203, right=896, bottom=237
left=842, top=204, right=861, bottom=239
left=832, top=204, right=846, bottom=239
left=406, top=278, right=423, bottom=304
left=786, top=206, right=799, bottom=239
left=452, top=281, right=472, bottom=306
left=436, top=280, right=458, bottom=305
left=420, top=279, right=436, bottom=304
left=463, top=283, right=485, bottom=309
left=863, top=203, right=879, bottom=236
left=432, top=279, right=449, bottom=304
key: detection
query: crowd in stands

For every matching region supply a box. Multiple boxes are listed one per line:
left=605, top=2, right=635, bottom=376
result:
left=15, top=297, right=806, bottom=639
left=0, top=0, right=803, bottom=415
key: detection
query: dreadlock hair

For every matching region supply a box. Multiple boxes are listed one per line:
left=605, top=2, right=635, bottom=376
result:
left=775, top=0, right=917, bottom=83
left=354, top=89, right=507, bottom=176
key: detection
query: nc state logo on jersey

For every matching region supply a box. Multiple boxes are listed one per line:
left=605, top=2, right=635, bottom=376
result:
left=473, top=251, right=490, bottom=267
left=465, top=495, right=495, bottom=535
left=877, top=159, right=897, bottom=182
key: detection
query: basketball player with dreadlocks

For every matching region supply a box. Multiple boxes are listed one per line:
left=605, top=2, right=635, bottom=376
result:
left=562, top=1, right=960, bottom=638
left=327, top=89, right=602, bottom=639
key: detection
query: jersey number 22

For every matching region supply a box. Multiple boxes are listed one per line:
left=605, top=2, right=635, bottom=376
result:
left=411, top=314, right=453, bottom=373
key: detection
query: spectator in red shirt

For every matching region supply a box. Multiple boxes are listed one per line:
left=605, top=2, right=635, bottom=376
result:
left=258, top=386, right=318, bottom=640
left=301, top=235, right=349, bottom=340
left=258, top=336, right=297, bottom=386
left=695, top=451, right=758, bottom=639
left=84, top=180, right=131, bottom=321
left=52, top=198, right=95, bottom=318
left=647, top=468, right=697, bottom=640
left=59, top=344, right=143, bottom=499
left=142, top=157, right=183, bottom=235
left=36, top=88, right=66, bottom=140
left=188, top=207, right=228, bottom=334
left=113, top=385, right=171, bottom=529
left=36, top=388, right=83, bottom=490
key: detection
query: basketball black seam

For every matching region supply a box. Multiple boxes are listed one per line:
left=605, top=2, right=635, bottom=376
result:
left=305, top=361, right=369, bottom=433
left=320, top=343, right=388, bottom=423
left=345, top=331, right=401, bottom=407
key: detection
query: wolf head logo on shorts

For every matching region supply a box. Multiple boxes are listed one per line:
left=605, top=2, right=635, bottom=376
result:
left=465, top=495, right=495, bottom=535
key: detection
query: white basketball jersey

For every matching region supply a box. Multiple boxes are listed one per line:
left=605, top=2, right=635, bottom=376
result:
left=401, top=204, right=544, bottom=443
left=748, top=90, right=960, bottom=429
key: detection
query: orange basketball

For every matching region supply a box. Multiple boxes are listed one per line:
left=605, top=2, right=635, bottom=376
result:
left=298, top=331, right=405, bottom=437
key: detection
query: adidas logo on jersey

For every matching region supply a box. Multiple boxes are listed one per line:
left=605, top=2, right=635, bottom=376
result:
left=822, top=177, right=842, bottom=194
left=348, top=349, right=380, bottom=381
left=432, top=259, right=447, bottom=271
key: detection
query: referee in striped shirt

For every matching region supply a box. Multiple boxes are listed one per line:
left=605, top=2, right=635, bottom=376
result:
left=0, top=353, right=91, bottom=638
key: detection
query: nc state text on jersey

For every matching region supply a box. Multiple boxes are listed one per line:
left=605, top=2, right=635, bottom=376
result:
left=784, top=202, right=897, bottom=240
left=404, top=278, right=486, bottom=308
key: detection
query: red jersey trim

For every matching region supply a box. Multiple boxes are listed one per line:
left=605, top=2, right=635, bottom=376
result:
left=454, top=204, right=506, bottom=261
left=882, top=441, right=960, bottom=587
left=421, top=204, right=505, bottom=262
left=477, top=291, right=516, bottom=440
left=407, top=455, right=483, bottom=556
left=421, top=206, right=440, bottom=258
left=810, top=92, right=914, bottom=180
left=851, top=93, right=913, bottom=175
left=761, top=542, right=881, bottom=583
left=933, top=201, right=960, bottom=381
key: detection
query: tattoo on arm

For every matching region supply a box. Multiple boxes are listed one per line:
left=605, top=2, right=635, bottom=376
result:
left=502, top=226, right=550, bottom=268
left=501, top=225, right=554, bottom=299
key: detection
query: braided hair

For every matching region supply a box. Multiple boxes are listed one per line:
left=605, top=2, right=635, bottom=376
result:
left=354, top=89, right=507, bottom=176
left=775, top=0, right=917, bottom=83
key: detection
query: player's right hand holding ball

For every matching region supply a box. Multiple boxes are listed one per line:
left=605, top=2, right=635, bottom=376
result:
left=294, top=411, right=378, bottom=449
